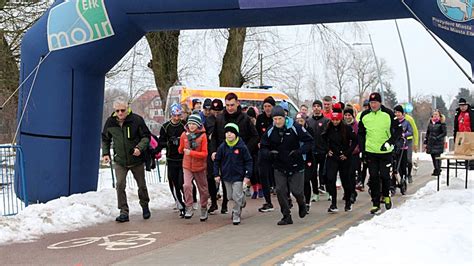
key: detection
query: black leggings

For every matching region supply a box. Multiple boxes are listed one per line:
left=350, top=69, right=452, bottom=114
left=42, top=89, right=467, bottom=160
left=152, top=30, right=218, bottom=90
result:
left=431, top=153, right=441, bottom=172
left=167, top=161, right=185, bottom=210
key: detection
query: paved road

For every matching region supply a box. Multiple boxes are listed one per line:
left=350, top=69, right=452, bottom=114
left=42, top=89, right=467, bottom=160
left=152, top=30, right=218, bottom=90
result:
left=0, top=162, right=433, bottom=265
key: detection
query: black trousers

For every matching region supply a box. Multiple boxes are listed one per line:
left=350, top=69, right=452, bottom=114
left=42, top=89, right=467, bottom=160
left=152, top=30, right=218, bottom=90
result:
left=367, top=152, right=392, bottom=207
left=326, top=156, right=352, bottom=206
left=167, top=160, right=185, bottom=210
left=304, top=161, right=315, bottom=204
left=430, top=153, right=441, bottom=172
left=258, top=152, right=273, bottom=204
left=312, top=153, right=327, bottom=192
left=274, top=170, right=305, bottom=216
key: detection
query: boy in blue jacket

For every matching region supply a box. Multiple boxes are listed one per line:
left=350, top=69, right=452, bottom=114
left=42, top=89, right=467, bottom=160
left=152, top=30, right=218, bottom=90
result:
left=214, top=123, right=253, bottom=225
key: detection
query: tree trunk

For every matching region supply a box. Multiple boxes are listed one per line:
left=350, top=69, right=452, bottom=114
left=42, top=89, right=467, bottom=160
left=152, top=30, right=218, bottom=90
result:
left=219, top=28, right=247, bottom=87
left=146, top=30, right=180, bottom=111
left=0, top=30, right=20, bottom=142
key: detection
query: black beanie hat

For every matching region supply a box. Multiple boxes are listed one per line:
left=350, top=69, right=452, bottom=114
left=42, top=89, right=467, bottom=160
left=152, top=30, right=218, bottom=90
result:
left=246, top=106, right=257, bottom=118
left=203, top=98, right=212, bottom=109
left=312, top=100, right=323, bottom=107
left=369, top=92, right=382, bottom=103
left=459, top=98, right=468, bottom=105
left=211, top=99, right=224, bottom=111
left=394, top=105, right=404, bottom=114
left=343, top=108, right=354, bottom=117
left=263, top=96, right=276, bottom=106
left=224, top=123, right=240, bottom=137
left=272, top=106, right=286, bottom=118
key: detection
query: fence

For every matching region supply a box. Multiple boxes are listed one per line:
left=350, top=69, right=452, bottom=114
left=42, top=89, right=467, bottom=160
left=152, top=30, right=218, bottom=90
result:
left=97, top=159, right=166, bottom=190
left=0, top=145, right=28, bottom=216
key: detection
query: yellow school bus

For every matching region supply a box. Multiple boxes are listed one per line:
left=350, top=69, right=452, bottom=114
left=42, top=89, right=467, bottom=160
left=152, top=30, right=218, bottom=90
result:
left=165, top=85, right=299, bottom=117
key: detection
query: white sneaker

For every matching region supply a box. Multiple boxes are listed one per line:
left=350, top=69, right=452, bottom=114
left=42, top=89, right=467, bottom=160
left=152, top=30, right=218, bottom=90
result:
left=193, top=202, right=198, bottom=210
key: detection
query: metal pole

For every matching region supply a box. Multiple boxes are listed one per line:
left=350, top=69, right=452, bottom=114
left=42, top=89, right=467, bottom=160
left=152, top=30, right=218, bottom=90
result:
left=394, top=20, right=412, bottom=103
left=128, top=45, right=137, bottom=100
left=259, top=53, right=263, bottom=86
left=369, top=34, right=384, bottom=101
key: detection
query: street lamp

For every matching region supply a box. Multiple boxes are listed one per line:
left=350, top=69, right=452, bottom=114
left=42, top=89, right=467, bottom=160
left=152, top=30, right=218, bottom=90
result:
left=353, top=34, right=384, bottom=101
left=394, top=19, right=412, bottom=104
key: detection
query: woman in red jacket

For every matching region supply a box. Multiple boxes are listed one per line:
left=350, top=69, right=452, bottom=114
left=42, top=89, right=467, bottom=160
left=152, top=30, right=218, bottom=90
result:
left=178, top=114, right=209, bottom=221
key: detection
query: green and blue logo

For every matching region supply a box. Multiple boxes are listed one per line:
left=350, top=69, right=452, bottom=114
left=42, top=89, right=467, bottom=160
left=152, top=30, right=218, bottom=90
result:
left=47, top=0, right=114, bottom=51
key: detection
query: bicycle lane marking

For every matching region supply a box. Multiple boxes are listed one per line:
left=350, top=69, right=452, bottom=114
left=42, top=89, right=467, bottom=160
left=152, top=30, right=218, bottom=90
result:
left=261, top=175, right=430, bottom=265
left=47, top=231, right=161, bottom=251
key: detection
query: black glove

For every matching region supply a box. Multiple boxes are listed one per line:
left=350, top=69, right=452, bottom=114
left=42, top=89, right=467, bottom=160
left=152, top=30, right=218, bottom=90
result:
left=269, top=150, right=279, bottom=161
left=380, top=141, right=392, bottom=152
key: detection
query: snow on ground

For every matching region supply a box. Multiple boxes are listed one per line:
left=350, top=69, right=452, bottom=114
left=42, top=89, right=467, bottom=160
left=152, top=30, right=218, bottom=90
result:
left=285, top=172, right=474, bottom=266
left=0, top=163, right=174, bottom=245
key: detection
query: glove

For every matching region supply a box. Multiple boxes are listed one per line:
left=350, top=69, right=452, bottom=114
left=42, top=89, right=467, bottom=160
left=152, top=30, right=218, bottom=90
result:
left=269, top=150, right=279, bottom=161
left=380, top=141, right=393, bottom=152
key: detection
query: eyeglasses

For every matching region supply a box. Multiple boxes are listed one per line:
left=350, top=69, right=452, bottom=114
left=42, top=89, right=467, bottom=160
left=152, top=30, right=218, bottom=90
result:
left=115, top=109, right=127, bottom=113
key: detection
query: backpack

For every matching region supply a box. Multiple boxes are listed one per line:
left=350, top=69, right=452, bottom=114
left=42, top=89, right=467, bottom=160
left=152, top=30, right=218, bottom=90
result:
left=144, top=134, right=162, bottom=171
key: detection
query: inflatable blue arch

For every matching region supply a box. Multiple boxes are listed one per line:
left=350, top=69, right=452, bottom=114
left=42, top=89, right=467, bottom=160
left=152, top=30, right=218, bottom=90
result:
left=18, top=0, right=474, bottom=202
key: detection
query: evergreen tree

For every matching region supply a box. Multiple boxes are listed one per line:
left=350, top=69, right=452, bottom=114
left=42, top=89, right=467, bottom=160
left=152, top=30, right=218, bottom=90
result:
left=383, top=83, right=398, bottom=109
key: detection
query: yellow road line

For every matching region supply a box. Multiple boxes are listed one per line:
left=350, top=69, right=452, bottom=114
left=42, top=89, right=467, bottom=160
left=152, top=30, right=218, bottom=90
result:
left=261, top=176, right=429, bottom=265
left=262, top=211, right=367, bottom=266
left=230, top=213, right=342, bottom=266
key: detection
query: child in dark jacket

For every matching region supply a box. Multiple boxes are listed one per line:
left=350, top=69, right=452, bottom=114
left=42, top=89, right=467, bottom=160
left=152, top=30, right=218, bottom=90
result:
left=214, top=123, right=253, bottom=225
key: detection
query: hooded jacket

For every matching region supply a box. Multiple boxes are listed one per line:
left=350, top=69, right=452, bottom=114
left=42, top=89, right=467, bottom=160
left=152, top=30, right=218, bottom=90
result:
left=260, top=117, right=313, bottom=174
left=214, top=138, right=253, bottom=183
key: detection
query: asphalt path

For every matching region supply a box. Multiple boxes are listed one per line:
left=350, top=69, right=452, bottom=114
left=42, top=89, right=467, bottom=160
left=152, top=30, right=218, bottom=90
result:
left=0, top=162, right=433, bottom=265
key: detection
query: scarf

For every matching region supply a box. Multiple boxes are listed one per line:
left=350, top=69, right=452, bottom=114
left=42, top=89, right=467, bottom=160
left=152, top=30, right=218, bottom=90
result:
left=225, top=137, right=239, bottom=147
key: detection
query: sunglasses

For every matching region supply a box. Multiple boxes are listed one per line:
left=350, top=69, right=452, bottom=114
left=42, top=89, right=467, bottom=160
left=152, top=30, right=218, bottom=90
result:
left=115, top=109, right=127, bottom=113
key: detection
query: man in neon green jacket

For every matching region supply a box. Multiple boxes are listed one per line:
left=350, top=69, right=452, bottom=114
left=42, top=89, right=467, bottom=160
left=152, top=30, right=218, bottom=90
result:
left=358, top=92, right=402, bottom=214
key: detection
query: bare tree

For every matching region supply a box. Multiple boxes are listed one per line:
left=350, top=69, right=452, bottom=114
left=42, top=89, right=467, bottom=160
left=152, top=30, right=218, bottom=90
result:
left=146, top=31, right=180, bottom=110
left=325, top=45, right=352, bottom=101
left=349, top=49, right=379, bottom=105
left=219, top=27, right=247, bottom=87
left=0, top=1, right=50, bottom=142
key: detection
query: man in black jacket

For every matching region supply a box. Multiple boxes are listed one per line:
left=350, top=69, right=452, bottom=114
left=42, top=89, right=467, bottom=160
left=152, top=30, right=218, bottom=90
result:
left=306, top=100, right=330, bottom=196
left=260, top=106, right=313, bottom=225
left=256, top=96, right=276, bottom=212
left=157, top=103, right=186, bottom=217
left=210, top=93, right=259, bottom=214
left=102, top=98, right=151, bottom=223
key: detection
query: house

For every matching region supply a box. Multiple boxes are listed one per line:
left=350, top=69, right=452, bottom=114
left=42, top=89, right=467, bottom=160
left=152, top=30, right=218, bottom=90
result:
left=131, top=90, right=165, bottom=135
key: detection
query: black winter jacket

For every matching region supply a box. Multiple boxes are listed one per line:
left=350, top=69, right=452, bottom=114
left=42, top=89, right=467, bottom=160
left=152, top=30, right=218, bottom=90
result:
left=157, top=120, right=185, bottom=161
left=322, top=123, right=357, bottom=159
left=307, top=114, right=330, bottom=154
left=424, top=121, right=446, bottom=155
left=214, top=138, right=253, bottom=183
left=260, top=118, right=313, bottom=174
left=210, top=107, right=259, bottom=155
left=256, top=113, right=273, bottom=138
